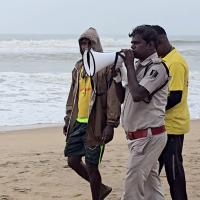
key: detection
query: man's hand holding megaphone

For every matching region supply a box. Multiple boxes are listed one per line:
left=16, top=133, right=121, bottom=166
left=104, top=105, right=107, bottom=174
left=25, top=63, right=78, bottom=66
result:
left=112, top=50, right=134, bottom=84
left=111, top=49, right=134, bottom=104
left=120, top=49, right=135, bottom=68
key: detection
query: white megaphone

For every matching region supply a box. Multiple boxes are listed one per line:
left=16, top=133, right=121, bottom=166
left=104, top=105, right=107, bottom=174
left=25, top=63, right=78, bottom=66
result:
left=83, top=49, right=124, bottom=77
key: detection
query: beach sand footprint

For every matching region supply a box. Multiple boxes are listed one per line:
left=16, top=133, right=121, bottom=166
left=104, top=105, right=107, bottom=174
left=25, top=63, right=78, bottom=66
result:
left=0, top=195, right=14, bottom=200
left=51, top=195, right=62, bottom=199
left=13, top=187, right=31, bottom=194
left=18, top=170, right=29, bottom=174
left=73, top=193, right=82, bottom=198
left=0, top=161, right=19, bottom=167
left=39, top=160, right=50, bottom=164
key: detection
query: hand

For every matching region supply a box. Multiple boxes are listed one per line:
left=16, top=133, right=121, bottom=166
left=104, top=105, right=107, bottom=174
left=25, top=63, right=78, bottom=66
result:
left=102, top=125, right=114, bottom=144
left=63, top=117, right=69, bottom=136
left=63, top=125, right=68, bottom=136
left=121, top=49, right=134, bottom=68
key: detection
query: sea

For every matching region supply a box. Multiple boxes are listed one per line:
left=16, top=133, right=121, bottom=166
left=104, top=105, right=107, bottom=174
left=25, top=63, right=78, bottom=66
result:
left=0, top=34, right=200, bottom=130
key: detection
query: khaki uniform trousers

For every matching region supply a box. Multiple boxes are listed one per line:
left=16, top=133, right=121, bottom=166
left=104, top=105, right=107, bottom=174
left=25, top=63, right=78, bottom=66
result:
left=121, top=131, right=167, bottom=200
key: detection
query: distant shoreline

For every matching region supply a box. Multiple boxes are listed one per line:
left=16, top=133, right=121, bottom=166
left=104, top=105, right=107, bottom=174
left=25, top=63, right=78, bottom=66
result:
left=0, top=33, right=200, bottom=41
left=0, top=119, right=199, bottom=133
left=0, top=123, right=62, bottom=133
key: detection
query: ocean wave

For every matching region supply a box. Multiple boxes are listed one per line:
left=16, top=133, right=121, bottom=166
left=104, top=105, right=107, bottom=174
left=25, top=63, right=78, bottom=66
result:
left=0, top=37, right=200, bottom=57
left=0, top=37, right=129, bottom=54
left=0, top=70, right=200, bottom=126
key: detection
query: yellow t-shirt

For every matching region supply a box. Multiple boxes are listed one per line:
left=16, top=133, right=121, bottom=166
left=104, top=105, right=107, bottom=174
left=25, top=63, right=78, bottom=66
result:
left=77, top=67, right=92, bottom=123
left=163, top=48, right=190, bottom=134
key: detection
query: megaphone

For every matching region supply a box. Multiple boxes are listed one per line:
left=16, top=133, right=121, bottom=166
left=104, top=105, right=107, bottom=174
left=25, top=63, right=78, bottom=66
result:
left=83, top=49, right=124, bottom=77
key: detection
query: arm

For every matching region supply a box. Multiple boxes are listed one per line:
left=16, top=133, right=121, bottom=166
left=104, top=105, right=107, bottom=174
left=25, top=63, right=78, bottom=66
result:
left=166, top=91, right=182, bottom=110
left=123, top=49, right=149, bottom=102
left=63, top=68, right=76, bottom=135
left=102, top=68, right=121, bottom=144
left=106, top=80, right=121, bottom=127
left=126, top=63, right=150, bottom=101
left=114, top=81, right=125, bottom=103
left=111, top=66, right=125, bottom=103
left=166, top=63, right=185, bottom=110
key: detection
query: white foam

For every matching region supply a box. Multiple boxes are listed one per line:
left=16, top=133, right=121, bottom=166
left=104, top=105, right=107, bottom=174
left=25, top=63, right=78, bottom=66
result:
left=0, top=70, right=199, bottom=128
left=0, top=35, right=200, bottom=128
left=0, top=39, right=79, bottom=54
left=188, top=71, right=200, bottom=119
left=0, top=72, right=72, bottom=126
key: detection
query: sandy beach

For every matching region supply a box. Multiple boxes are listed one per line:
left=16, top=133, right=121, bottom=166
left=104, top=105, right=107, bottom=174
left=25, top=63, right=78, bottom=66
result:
left=0, top=120, right=199, bottom=200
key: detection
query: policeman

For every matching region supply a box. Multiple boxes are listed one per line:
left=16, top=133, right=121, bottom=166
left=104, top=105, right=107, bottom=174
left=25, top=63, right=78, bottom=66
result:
left=114, top=25, right=169, bottom=200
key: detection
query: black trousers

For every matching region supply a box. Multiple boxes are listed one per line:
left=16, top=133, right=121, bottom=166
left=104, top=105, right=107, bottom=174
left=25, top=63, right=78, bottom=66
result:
left=159, top=134, right=188, bottom=200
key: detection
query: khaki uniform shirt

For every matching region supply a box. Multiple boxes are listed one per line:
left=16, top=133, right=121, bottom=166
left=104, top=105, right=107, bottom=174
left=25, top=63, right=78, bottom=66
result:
left=121, top=53, right=169, bottom=132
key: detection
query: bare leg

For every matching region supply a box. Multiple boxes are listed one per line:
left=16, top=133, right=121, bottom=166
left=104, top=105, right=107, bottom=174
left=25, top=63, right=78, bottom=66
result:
left=86, top=161, right=102, bottom=200
left=67, top=156, right=111, bottom=200
left=68, top=155, right=89, bottom=181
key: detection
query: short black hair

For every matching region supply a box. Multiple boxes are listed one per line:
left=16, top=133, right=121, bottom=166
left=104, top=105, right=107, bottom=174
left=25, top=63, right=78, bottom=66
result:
left=129, top=25, right=158, bottom=47
left=151, top=25, right=167, bottom=35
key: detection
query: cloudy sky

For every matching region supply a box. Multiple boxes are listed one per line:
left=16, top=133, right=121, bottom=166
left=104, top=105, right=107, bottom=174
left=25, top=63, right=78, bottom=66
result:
left=0, top=0, right=199, bottom=36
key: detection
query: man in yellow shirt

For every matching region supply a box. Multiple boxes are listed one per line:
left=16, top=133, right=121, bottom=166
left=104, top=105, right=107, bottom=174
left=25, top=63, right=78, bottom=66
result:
left=152, top=25, right=190, bottom=200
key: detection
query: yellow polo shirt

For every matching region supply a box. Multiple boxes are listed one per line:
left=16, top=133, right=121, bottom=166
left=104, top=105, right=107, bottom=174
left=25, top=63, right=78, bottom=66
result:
left=163, top=48, right=190, bottom=134
left=77, top=67, right=92, bottom=123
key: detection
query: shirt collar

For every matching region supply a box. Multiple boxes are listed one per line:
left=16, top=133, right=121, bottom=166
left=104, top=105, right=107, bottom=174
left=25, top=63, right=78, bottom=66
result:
left=162, top=47, right=176, bottom=62
left=136, top=52, right=159, bottom=67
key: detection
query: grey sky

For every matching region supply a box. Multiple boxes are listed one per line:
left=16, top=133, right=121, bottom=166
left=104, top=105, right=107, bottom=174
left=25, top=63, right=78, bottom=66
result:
left=0, top=0, right=199, bottom=36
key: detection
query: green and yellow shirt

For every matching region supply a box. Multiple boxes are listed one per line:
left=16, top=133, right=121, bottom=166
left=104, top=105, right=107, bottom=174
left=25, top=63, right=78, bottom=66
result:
left=77, top=67, right=92, bottom=123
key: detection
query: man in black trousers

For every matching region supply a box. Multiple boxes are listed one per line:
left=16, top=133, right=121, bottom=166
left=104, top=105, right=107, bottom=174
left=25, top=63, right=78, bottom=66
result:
left=152, top=25, right=190, bottom=200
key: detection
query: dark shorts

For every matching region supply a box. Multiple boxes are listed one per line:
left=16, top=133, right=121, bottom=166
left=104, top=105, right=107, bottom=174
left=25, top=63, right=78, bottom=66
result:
left=64, top=121, right=105, bottom=165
